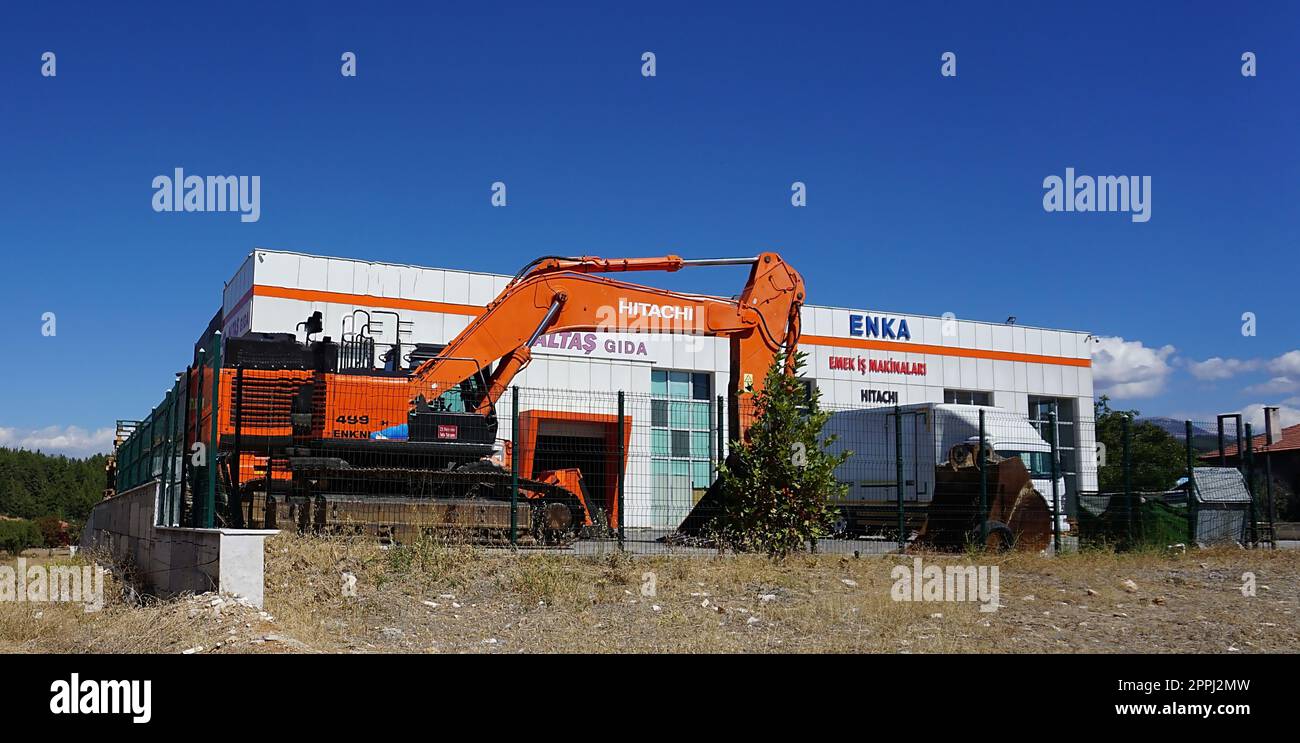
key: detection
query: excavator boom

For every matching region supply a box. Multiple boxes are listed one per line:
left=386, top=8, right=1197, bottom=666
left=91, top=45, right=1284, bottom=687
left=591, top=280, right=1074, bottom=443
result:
left=408, top=252, right=804, bottom=439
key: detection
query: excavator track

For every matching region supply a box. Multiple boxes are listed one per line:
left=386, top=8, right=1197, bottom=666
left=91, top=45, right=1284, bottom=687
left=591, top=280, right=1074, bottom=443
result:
left=284, top=458, right=587, bottom=545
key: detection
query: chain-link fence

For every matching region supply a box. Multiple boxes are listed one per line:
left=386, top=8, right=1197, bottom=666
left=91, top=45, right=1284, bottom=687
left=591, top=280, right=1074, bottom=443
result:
left=110, top=331, right=224, bottom=528
left=1074, top=414, right=1271, bottom=551
left=111, top=354, right=1278, bottom=553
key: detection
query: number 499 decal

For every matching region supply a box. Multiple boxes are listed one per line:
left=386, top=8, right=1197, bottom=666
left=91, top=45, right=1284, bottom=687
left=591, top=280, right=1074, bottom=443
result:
left=335, top=415, right=371, bottom=425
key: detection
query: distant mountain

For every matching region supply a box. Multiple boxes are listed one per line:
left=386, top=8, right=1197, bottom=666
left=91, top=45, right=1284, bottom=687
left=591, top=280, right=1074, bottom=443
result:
left=1137, top=417, right=1232, bottom=454
left=1137, top=417, right=1214, bottom=439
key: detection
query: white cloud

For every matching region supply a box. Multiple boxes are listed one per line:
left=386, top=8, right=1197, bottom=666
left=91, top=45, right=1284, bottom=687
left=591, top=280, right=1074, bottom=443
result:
left=1241, top=404, right=1300, bottom=431
left=1267, top=350, right=1300, bottom=377
left=0, top=425, right=114, bottom=458
left=1243, top=376, right=1300, bottom=396
left=1185, top=349, right=1300, bottom=382
left=1091, top=336, right=1176, bottom=398
left=1186, top=356, right=1260, bottom=381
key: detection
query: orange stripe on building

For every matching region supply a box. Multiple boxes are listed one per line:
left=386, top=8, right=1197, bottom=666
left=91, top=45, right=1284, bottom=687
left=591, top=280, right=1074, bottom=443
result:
left=802, top=334, right=1092, bottom=368
left=250, top=285, right=1091, bottom=368
left=252, top=284, right=484, bottom=316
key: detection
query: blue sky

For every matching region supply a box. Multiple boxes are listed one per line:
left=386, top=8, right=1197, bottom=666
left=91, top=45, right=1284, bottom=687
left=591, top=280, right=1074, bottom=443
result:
left=1, top=1, right=1297, bottom=454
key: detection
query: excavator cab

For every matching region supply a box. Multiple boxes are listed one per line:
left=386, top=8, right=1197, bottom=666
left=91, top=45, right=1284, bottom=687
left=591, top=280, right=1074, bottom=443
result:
left=406, top=370, right=497, bottom=447
left=427, top=371, right=490, bottom=414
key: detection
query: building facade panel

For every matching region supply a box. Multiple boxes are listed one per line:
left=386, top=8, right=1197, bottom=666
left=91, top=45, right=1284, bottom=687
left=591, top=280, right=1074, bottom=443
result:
left=220, top=250, right=1099, bottom=526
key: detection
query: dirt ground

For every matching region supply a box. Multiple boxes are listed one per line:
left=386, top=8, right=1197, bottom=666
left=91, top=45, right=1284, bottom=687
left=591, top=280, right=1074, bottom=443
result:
left=1, top=536, right=1296, bottom=653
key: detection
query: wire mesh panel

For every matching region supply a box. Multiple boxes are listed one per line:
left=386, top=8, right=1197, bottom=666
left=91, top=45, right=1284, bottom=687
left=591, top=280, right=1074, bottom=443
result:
left=509, top=388, right=629, bottom=548
left=223, top=348, right=535, bottom=544
left=1072, top=412, right=1269, bottom=550
left=107, top=326, right=1271, bottom=555
left=107, top=342, right=214, bottom=527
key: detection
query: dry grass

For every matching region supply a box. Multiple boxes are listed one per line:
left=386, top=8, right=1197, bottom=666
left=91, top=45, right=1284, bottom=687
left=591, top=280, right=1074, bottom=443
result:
left=0, top=551, right=279, bottom=654
left=2, top=538, right=1296, bottom=653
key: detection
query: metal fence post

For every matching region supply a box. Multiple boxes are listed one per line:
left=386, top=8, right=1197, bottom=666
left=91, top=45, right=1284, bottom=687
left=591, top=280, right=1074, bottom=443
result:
left=978, top=408, right=988, bottom=547
left=1185, top=420, right=1196, bottom=547
left=158, top=389, right=173, bottom=526
left=1122, top=415, right=1132, bottom=545
left=178, top=366, right=192, bottom=527
left=142, top=408, right=154, bottom=490
left=231, top=364, right=245, bottom=528
left=192, top=351, right=206, bottom=528
left=617, top=390, right=626, bottom=551
left=1049, top=410, right=1061, bottom=554
left=895, top=404, right=905, bottom=554
left=204, top=332, right=222, bottom=529
left=716, top=394, right=725, bottom=467
left=172, top=381, right=182, bottom=525
left=168, top=386, right=180, bottom=523
left=1265, top=446, right=1277, bottom=550
left=1262, top=410, right=1277, bottom=549
left=510, top=386, right=519, bottom=547
left=1244, top=423, right=1256, bottom=546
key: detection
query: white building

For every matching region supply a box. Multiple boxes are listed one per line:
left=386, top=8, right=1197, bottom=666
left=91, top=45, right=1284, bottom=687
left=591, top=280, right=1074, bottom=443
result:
left=218, top=249, right=1097, bottom=528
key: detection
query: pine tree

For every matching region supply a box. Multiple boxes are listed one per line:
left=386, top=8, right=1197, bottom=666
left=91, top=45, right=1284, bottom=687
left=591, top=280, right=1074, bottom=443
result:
left=714, top=352, right=848, bottom=558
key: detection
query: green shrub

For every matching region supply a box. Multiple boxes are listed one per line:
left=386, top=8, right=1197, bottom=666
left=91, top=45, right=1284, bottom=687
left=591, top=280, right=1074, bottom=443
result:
left=0, top=518, right=43, bottom=556
left=713, top=352, right=849, bottom=558
left=35, top=514, right=67, bottom=547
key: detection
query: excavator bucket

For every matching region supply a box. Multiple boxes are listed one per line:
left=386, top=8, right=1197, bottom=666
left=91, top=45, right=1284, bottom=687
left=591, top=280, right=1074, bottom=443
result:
left=532, top=468, right=595, bottom=527
left=915, top=443, right=1052, bottom=552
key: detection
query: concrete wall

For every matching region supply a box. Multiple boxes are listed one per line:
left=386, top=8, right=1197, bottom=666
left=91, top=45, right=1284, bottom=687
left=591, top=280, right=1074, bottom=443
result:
left=80, top=482, right=278, bottom=607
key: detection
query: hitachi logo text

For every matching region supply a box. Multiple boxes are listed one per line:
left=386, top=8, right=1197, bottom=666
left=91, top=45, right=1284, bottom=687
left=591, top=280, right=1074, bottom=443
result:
left=50, top=674, right=151, bottom=723
left=617, top=299, right=694, bottom=321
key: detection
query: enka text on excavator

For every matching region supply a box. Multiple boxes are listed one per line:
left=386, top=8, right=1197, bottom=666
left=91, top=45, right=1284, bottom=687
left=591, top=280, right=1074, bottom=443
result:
left=157, top=252, right=804, bottom=545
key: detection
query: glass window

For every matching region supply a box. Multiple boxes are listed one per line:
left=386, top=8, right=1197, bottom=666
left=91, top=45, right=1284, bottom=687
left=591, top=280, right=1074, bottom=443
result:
left=690, top=401, right=710, bottom=429
left=670, top=401, right=692, bottom=428
left=692, top=374, right=711, bottom=400
left=651, top=400, right=668, bottom=427
left=652, top=429, right=669, bottom=456
left=944, top=389, right=991, bottom=406
left=690, top=431, right=710, bottom=458
left=997, top=450, right=1053, bottom=479
left=651, top=370, right=668, bottom=397
left=691, top=461, right=711, bottom=489
left=671, top=430, right=690, bottom=457
left=669, top=370, right=690, bottom=398
left=652, top=369, right=718, bottom=513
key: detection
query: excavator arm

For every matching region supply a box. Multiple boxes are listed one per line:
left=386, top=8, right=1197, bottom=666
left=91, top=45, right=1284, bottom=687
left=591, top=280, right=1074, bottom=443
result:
left=407, top=252, right=804, bottom=440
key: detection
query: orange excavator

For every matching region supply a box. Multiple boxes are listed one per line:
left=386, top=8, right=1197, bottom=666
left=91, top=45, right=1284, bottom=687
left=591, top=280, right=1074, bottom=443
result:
left=209, top=252, right=804, bottom=543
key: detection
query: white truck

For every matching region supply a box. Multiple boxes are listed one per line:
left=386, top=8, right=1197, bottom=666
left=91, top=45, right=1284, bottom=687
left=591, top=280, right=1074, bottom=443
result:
left=821, top=403, right=1068, bottom=536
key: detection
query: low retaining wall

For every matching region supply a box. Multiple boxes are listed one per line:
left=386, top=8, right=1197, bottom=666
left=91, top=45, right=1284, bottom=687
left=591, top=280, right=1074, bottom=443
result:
left=80, top=482, right=279, bottom=607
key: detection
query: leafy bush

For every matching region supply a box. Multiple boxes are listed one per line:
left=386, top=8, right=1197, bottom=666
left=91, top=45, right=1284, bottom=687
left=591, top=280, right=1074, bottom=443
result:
left=713, top=352, right=849, bottom=558
left=0, top=518, right=43, bottom=556
left=1093, top=397, right=1189, bottom=493
left=35, top=515, right=68, bottom=547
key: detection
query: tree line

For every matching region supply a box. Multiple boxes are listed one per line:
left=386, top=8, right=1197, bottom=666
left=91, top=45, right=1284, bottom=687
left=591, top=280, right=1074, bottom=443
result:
left=0, top=447, right=107, bottom=524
